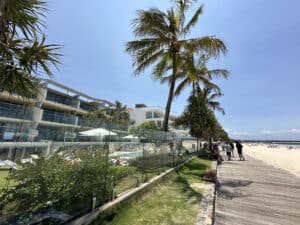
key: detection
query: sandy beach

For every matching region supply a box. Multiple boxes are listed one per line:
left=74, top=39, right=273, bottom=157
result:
left=243, top=143, right=300, bottom=178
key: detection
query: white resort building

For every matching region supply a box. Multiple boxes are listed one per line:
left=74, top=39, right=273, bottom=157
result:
left=129, top=104, right=177, bottom=129
left=0, top=80, right=114, bottom=160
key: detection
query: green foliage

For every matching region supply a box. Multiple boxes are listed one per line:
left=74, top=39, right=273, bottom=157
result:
left=110, top=101, right=130, bottom=124
left=0, top=0, right=61, bottom=97
left=139, top=121, right=159, bottom=130
left=126, top=0, right=227, bottom=131
left=93, top=157, right=211, bottom=225
left=81, top=101, right=131, bottom=129
left=174, top=90, right=229, bottom=140
left=0, top=150, right=132, bottom=218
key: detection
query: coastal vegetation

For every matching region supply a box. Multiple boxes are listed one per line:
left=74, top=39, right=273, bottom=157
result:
left=174, top=87, right=229, bottom=141
left=93, top=156, right=211, bottom=225
left=0, top=147, right=190, bottom=223
left=81, top=101, right=132, bottom=129
left=126, top=0, right=227, bottom=131
left=0, top=0, right=61, bottom=97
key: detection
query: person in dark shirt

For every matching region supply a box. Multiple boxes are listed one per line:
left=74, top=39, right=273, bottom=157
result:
left=235, top=141, right=245, bottom=161
left=229, top=142, right=235, bottom=158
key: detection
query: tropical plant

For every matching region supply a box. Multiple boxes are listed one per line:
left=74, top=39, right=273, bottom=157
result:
left=174, top=91, right=217, bottom=139
left=199, top=86, right=225, bottom=115
left=0, top=0, right=61, bottom=97
left=110, top=101, right=130, bottom=124
left=126, top=0, right=227, bottom=131
left=139, top=121, right=159, bottom=130
left=80, top=101, right=131, bottom=130
left=174, top=87, right=228, bottom=141
left=162, top=53, right=229, bottom=98
left=0, top=150, right=128, bottom=221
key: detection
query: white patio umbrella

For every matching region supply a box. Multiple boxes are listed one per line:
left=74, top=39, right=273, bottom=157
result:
left=79, top=128, right=117, bottom=137
left=122, top=134, right=139, bottom=139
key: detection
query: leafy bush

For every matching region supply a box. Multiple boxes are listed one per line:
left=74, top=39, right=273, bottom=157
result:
left=0, top=149, right=132, bottom=219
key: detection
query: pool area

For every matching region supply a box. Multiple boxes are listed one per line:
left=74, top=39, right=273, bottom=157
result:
left=110, top=151, right=143, bottom=159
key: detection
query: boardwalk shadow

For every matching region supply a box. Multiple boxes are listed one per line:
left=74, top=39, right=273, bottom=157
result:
left=221, top=180, right=253, bottom=188
left=217, top=179, right=253, bottom=200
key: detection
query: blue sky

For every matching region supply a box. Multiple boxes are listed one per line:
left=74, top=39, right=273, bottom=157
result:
left=45, top=0, right=300, bottom=140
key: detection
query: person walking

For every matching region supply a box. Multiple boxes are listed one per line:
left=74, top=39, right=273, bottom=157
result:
left=229, top=141, right=235, bottom=158
left=216, top=142, right=224, bottom=164
left=235, top=141, right=245, bottom=161
left=225, top=142, right=232, bottom=160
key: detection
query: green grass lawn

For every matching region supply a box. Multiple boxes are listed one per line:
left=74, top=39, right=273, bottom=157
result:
left=0, top=169, right=17, bottom=194
left=94, top=156, right=211, bottom=225
left=0, top=170, right=10, bottom=189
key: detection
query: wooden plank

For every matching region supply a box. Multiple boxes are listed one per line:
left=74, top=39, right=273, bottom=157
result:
left=214, top=155, right=300, bottom=225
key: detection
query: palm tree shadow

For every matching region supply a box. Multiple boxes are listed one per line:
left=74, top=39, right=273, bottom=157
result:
left=217, top=180, right=253, bottom=200
left=174, top=176, right=203, bottom=203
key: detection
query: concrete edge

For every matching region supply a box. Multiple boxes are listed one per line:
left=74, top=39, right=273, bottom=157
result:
left=195, top=161, right=217, bottom=225
left=66, top=156, right=196, bottom=225
left=212, top=160, right=219, bottom=225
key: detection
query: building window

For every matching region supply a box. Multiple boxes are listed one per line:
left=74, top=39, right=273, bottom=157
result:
left=146, top=111, right=152, bottom=119
left=153, top=112, right=160, bottom=118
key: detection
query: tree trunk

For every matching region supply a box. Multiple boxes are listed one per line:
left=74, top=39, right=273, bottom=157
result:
left=192, top=82, right=195, bottom=97
left=162, top=51, right=177, bottom=132
left=0, top=0, right=8, bottom=34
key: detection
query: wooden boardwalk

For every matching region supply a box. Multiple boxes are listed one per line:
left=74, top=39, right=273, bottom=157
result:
left=214, top=155, right=300, bottom=225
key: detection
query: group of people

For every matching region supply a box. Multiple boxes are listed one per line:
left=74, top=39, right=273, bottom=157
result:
left=213, top=141, right=245, bottom=164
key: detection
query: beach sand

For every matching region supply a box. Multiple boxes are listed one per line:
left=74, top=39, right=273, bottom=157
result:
left=243, top=143, right=300, bottom=178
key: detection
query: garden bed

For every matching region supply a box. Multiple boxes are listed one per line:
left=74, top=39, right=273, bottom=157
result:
left=92, top=156, right=212, bottom=225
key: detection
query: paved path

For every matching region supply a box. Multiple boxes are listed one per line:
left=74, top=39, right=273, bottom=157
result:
left=214, top=155, right=300, bottom=225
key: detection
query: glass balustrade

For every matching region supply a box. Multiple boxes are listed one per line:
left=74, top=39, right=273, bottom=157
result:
left=46, top=91, right=78, bottom=108
left=42, top=109, right=77, bottom=125
left=0, top=102, right=33, bottom=120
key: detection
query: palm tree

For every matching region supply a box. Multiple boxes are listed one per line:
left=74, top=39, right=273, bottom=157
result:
left=0, top=0, right=61, bottom=97
left=126, top=0, right=227, bottom=131
left=198, top=86, right=225, bottom=115
left=112, top=101, right=130, bottom=124
left=161, top=53, right=229, bottom=98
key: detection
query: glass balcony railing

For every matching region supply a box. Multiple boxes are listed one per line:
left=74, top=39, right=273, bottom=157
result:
left=46, top=91, right=78, bottom=108
left=79, top=102, right=95, bottom=111
left=0, top=102, right=33, bottom=120
left=42, top=109, right=77, bottom=125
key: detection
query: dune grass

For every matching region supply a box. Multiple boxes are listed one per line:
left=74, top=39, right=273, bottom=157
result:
left=95, top=156, right=212, bottom=225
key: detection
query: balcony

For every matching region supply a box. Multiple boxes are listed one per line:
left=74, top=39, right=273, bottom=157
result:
left=42, top=109, right=77, bottom=125
left=46, top=91, right=78, bottom=108
left=0, top=102, right=33, bottom=120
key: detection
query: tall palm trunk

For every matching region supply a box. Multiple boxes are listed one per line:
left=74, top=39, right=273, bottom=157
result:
left=163, top=51, right=177, bottom=131
left=192, top=82, right=196, bottom=97
left=0, top=0, right=8, bottom=38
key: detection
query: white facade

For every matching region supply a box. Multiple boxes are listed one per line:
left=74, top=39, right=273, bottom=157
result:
left=129, top=105, right=177, bottom=128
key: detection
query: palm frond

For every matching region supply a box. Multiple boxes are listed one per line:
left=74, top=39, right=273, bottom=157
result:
left=181, top=5, right=203, bottom=35
left=160, top=74, right=173, bottom=85
left=208, top=101, right=225, bottom=115
left=174, top=77, right=189, bottom=96
left=207, top=69, right=229, bottom=79
left=133, top=49, right=164, bottom=75
left=132, top=8, right=170, bottom=38
left=182, top=36, right=228, bottom=58
left=125, top=39, right=162, bottom=55
left=0, top=64, right=39, bottom=97
left=152, top=53, right=171, bottom=79
left=8, top=0, right=48, bottom=37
